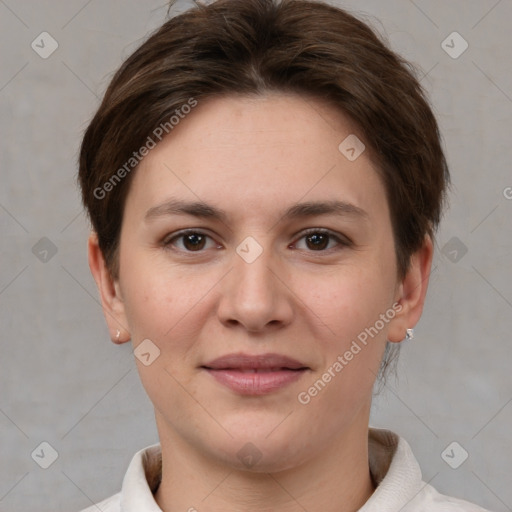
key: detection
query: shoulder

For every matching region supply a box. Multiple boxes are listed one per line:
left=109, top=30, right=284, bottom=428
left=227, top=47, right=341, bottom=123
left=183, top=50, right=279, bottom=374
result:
left=365, top=428, right=492, bottom=512
left=76, top=443, right=161, bottom=512
left=78, top=492, right=121, bottom=512
left=403, top=482, right=491, bottom=511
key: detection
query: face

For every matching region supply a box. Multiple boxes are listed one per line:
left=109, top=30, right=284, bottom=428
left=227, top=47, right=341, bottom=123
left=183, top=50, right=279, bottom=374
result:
left=91, top=93, right=430, bottom=472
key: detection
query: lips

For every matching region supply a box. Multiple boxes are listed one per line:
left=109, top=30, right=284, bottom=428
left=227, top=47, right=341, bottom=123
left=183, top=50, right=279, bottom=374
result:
left=201, top=353, right=309, bottom=395
left=202, top=353, right=307, bottom=371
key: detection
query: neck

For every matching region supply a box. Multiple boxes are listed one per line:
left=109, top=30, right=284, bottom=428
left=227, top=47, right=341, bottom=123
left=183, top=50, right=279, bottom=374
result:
left=154, top=414, right=376, bottom=512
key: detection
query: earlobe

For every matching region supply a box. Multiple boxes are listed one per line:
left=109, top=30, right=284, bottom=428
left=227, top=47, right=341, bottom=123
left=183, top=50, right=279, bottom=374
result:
left=387, top=236, right=434, bottom=343
left=87, top=232, right=131, bottom=344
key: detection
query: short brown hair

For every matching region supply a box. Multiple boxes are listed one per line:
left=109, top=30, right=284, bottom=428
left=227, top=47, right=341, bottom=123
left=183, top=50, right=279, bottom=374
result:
left=79, top=0, right=449, bottom=384
left=79, top=0, right=448, bottom=278
left=78, top=0, right=449, bottom=379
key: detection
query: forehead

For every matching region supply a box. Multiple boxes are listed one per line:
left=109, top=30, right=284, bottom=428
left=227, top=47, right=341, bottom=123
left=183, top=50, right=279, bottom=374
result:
left=125, top=93, right=388, bottom=224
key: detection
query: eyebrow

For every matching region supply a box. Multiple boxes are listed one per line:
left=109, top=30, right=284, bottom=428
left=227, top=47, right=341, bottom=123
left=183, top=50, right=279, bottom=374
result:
left=144, top=198, right=368, bottom=223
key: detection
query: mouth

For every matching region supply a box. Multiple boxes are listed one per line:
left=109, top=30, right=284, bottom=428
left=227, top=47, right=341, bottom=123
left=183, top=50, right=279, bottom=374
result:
left=213, top=368, right=303, bottom=373
left=201, top=353, right=309, bottom=395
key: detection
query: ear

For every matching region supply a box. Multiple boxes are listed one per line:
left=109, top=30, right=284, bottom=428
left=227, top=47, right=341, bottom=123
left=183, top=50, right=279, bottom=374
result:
left=87, top=232, right=131, bottom=344
left=387, top=235, right=433, bottom=343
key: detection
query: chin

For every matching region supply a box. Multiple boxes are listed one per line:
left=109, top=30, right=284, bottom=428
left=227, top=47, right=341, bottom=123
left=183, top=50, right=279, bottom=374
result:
left=220, top=442, right=310, bottom=474
left=208, top=424, right=315, bottom=474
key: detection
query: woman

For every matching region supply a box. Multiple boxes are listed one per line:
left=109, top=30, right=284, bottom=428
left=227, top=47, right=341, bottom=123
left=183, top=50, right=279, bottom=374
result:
left=78, top=0, right=491, bottom=510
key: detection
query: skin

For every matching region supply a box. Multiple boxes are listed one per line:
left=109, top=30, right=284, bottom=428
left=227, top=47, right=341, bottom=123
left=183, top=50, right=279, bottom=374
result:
left=89, top=92, right=432, bottom=512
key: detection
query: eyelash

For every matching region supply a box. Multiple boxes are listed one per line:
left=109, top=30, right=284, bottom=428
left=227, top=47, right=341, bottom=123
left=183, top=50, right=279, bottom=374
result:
left=294, top=228, right=352, bottom=251
left=162, top=228, right=352, bottom=253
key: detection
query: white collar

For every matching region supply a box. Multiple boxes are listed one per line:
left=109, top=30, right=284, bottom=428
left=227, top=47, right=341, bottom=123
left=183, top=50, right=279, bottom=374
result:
left=360, top=428, right=424, bottom=511
left=118, top=427, right=425, bottom=512
left=121, top=443, right=163, bottom=512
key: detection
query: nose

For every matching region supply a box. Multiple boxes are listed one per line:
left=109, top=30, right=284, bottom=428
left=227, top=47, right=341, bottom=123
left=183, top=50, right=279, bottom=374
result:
left=216, top=245, right=294, bottom=333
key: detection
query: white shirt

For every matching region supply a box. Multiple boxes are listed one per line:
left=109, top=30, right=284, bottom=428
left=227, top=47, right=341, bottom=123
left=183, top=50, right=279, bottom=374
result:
left=80, top=428, right=491, bottom=512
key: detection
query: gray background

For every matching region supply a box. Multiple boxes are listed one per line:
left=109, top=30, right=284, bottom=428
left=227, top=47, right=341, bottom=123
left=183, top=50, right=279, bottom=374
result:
left=0, top=0, right=511, bottom=511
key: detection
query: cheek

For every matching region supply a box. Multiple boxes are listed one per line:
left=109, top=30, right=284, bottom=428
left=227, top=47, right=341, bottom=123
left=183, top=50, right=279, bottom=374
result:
left=119, top=250, right=188, bottom=340
left=293, top=264, right=395, bottom=344
left=292, top=267, right=391, bottom=417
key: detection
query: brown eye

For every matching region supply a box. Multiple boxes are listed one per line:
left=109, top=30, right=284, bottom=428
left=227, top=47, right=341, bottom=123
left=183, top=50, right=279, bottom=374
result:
left=293, top=229, right=350, bottom=252
left=305, top=232, right=330, bottom=250
left=164, top=230, right=219, bottom=252
left=182, top=232, right=206, bottom=251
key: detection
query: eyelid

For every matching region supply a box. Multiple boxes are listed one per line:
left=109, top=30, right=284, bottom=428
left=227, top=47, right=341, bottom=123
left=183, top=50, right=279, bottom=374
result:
left=162, top=228, right=222, bottom=250
left=162, top=227, right=352, bottom=252
left=293, top=227, right=353, bottom=248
